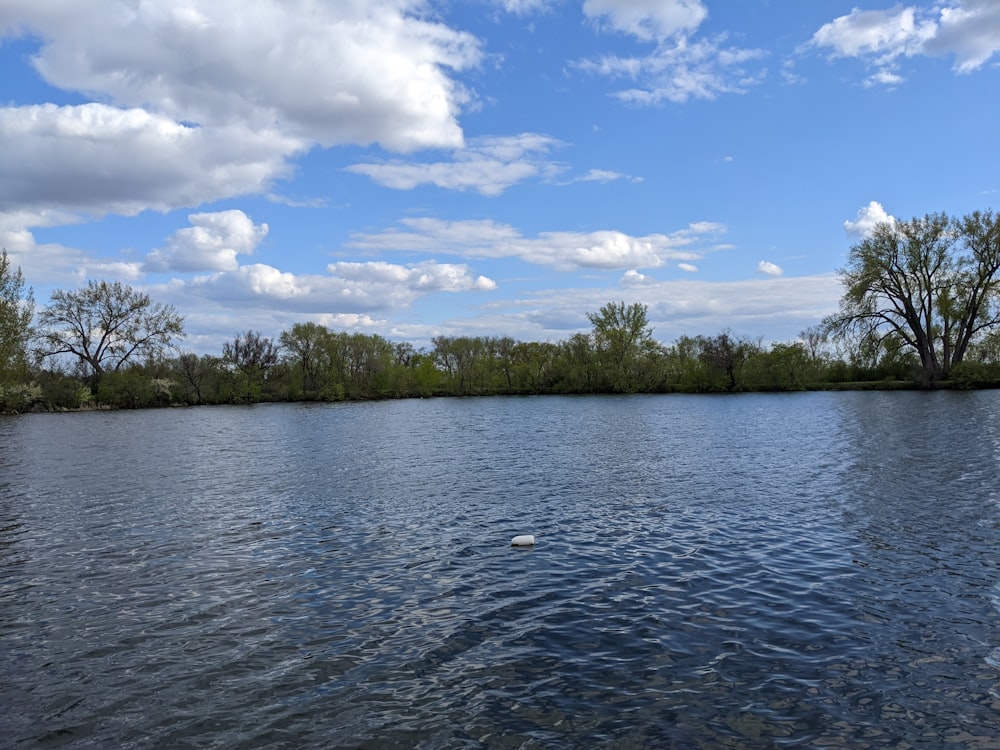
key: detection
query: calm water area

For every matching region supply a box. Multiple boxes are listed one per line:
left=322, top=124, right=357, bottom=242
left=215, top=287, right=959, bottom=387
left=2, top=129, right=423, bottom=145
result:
left=2, top=391, right=1000, bottom=748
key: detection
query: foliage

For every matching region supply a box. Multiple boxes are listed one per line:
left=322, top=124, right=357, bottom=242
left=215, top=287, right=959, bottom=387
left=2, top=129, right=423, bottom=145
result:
left=0, top=381, right=42, bottom=413
left=13, top=226, right=1000, bottom=411
left=223, top=330, right=281, bottom=403
left=825, top=210, right=1000, bottom=385
left=586, top=301, right=659, bottom=392
left=36, top=280, right=184, bottom=383
left=0, top=249, right=34, bottom=386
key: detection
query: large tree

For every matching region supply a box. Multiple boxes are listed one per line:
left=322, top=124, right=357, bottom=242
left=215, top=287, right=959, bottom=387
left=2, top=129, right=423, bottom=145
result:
left=280, top=321, right=328, bottom=395
left=223, top=329, right=280, bottom=402
left=0, top=250, right=34, bottom=384
left=587, top=301, right=657, bottom=391
left=825, top=210, right=1000, bottom=384
left=37, top=280, right=184, bottom=382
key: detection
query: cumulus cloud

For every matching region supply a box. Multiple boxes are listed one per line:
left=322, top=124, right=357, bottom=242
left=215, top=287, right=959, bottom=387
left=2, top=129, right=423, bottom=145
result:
left=811, top=7, right=935, bottom=63
left=930, top=0, right=1000, bottom=71
left=347, top=217, right=726, bottom=270
left=621, top=269, right=649, bottom=285
left=0, top=104, right=298, bottom=220
left=1, top=0, right=480, bottom=152
left=178, top=259, right=496, bottom=314
left=844, top=201, right=895, bottom=238
left=0, top=0, right=484, bottom=232
left=809, top=1, right=1000, bottom=83
left=145, top=210, right=269, bottom=273
left=345, top=134, right=567, bottom=195
left=757, top=260, right=783, bottom=276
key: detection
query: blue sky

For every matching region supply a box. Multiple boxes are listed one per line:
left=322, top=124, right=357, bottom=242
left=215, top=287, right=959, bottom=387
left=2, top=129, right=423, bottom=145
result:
left=2, top=0, right=998, bottom=353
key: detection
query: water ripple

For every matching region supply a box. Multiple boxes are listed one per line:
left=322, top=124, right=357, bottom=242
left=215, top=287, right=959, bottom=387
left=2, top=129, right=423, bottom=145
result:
left=3, top=394, right=1000, bottom=748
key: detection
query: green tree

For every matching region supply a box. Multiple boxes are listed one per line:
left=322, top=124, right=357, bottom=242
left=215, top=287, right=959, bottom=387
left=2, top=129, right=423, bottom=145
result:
left=172, top=352, right=226, bottom=404
left=825, top=210, right=1000, bottom=385
left=342, top=333, right=394, bottom=398
left=586, top=301, right=656, bottom=392
left=223, top=330, right=280, bottom=402
left=750, top=342, right=813, bottom=390
left=433, top=335, right=488, bottom=395
left=280, top=322, right=328, bottom=396
left=0, top=250, right=35, bottom=387
left=553, top=333, right=598, bottom=393
left=510, top=341, right=558, bottom=393
left=698, top=332, right=759, bottom=391
left=36, top=280, right=184, bottom=385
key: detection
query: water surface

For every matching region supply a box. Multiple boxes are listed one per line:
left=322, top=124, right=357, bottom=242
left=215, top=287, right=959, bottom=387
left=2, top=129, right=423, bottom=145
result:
left=2, top=392, right=999, bottom=748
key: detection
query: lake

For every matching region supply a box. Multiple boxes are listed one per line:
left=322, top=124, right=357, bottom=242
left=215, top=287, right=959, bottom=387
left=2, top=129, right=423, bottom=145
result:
left=2, top=392, right=1000, bottom=748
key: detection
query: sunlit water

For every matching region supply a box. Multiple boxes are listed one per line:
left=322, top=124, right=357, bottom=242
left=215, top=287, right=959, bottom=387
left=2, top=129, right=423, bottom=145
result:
left=2, top=392, right=1000, bottom=748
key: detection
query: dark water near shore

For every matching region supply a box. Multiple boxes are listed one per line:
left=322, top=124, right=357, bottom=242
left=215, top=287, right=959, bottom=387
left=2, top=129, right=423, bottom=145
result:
left=2, top=392, right=1000, bottom=748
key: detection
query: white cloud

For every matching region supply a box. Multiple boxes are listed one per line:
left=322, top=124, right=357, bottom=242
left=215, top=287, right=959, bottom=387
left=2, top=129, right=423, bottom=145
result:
left=471, top=273, right=844, bottom=345
left=577, top=35, right=767, bottom=104
left=844, top=201, right=895, bottom=238
left=621, top=269, right=649, bottom=285
left=811, top=7, right=934, bottom=63
left=0, top=226, right=144, bottom=287
left=328, top=260, right=497, bottom=292
left=574, top=168, right=643, bottom=183
left=0, top=1, right=485, bottom=236
left=573, top=0, right=765, bottom=104
left=678, top=262, right=698, bottom=272
left=346, top=217, right=725, bottom=270
left=583, top=0, right=707, bottom=42
left=757, top=260, right=783, bottom=276
left=0, top=103, right=299, bottom=220
left=494, top=0, right=553, bottom=15
left=173, top=260, right=496, bottom=315
left=145, top=210, right=269, bottom=273
left=2, top=0, right=480, bottom=152
left=931, top=0, right=1000, bottom=71
left=863, top=69, right=905, bottom=88
left=810, top=2, right=1000, bottom=81
left=345, top=134, right=566, bottom=195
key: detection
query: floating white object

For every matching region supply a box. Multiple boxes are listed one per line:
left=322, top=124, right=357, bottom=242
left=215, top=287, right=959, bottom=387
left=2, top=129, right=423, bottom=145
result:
left=511, top=534, right=535, bottom=547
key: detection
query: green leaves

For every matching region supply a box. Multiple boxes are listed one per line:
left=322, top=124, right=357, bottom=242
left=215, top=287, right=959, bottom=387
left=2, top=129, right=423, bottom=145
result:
left=828, top=210, right=1000, bottom=384
left=0, top=250, right=34, bottom=385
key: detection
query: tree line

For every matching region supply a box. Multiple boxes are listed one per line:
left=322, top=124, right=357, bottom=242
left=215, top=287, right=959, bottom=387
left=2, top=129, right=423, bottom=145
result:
left=2, top=208, right=999, bottom=412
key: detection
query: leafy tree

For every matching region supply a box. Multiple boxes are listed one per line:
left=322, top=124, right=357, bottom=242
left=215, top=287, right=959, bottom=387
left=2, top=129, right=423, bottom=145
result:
left=223, top=330, right=280, bottom=402
left=553, top=333, right=598, bottom=393
left=825, top=210, right=1000, bottom=385
left=280, top=322, right=328, bottom=396
left=510, top=341, right=558, bottom=393
left=0, top=249, right=34, bottom=386
left=432, top=335, right=487, bottom=395
left=96, top=369, right=176, bottom=409
left=697, top=331, right=759, bottom=391
left=173, top=352, right=225, bottom=404
left=750, top=342, right=813, bottom=390
left=341, top=332, right=394, bottom=398
left=586, top=301, right=656, bottom=391
left=662, top=335, right=709, bottom=391
left=36, top=280, right=183, bottom=384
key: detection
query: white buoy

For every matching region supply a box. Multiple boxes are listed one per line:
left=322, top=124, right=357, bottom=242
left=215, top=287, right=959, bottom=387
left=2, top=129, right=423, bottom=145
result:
left=511, top=534, right=535, bottom=547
